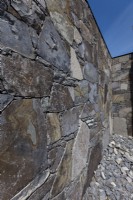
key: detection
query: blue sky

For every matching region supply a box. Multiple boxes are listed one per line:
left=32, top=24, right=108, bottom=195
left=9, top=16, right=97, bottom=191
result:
left=88, top=0, right=133, bottom=57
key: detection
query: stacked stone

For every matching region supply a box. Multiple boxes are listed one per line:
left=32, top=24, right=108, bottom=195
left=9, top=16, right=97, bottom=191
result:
left=0, top=0, right=112, bottom=199
left=83, top=134, right=133, bottom=200
left=112, top=55, right=133, bottom=137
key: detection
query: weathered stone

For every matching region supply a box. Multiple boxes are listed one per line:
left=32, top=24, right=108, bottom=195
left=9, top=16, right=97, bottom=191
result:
left=119, top=107, right=132, bottom=118
left=74, top=80, right=90, bottom=105
left=72, top=120, right=90, bottom=180
left=0, top=13, right=34, bottom=58
left=27, top=175, right=54, bottom=200
left=0, top=55, right=53, bottom=97
left=74, top=28, right=82, bottom=44
left=70, top=47, right=83, bottom=80
left=113, top=94, right=125, bottom=103
left=0, top=0, right=7, bottom=16
left=83, top=142, right=102, bottom=195
left=80, top=102, right=96, bottom=120
left=48, top=145, right=65, bottom=173
left=0, top=99, right=47, bottom=200
left=61, top=107, right=79, bottom=136
left=113, top=117, right=128, bottom=136
left=51, top=140, right=73, bottom=197
left=83, top=62, right=98, bottom=83
left=113, top=71, right=129, bottom=82
left=78, top=41, right=92, bottom=62
left=119, top=55, right=129, bottom=62
left=47, top=113, right=61, bottom=144
left=0, top=94, right=13, bottom=112
left=112, top=63, right=121, bottom=72
left=37, top=18, right=70, bottom=72
left=120, top=83, right=128, bottom=90
left=89, top=83, right=98, bottom=104
left=50, top=12, right=74, bottom=44
left=50, top=84, right=73, bottom=112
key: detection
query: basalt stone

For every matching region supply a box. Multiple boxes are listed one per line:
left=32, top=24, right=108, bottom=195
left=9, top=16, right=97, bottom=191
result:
left=0, top=13, right=34, bottom=58
left=83, top=62, right=98, bottom=83
left=61, top=107, right=79, bottom=136
left=37, top=18, right=70, bottom=72
left=0, top=99, right=48, bottom=200
left=0, top=94, right=13, bottom=112
left=1, top=55, right=53, bottom=97
left=51, top=140, right=73, bottom=197
left=49, top=84, right=73, bottom=112
left=72, top=120, right=90, bottom=180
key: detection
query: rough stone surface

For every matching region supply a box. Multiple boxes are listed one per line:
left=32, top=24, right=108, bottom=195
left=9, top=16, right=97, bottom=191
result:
left=0, top=55, right=53, bottom=97
left=70, top=47, right=83, bottom=80
left=72, top=120, right=90, bottom=180
left=0, top=99, right=47, bottom=200
left=0, top=0, right=113, bottom=199
left=37, top=18, right=70, bottom=72
left=113, top=117, right=128, bottom=137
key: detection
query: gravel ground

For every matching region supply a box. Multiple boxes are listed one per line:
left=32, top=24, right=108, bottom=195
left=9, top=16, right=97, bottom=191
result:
left=83, top=134, right=133, bottom=200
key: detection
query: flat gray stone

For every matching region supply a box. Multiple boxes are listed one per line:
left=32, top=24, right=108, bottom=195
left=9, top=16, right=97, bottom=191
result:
left=83, top=62, right=98, bottom=83
left=0, top=13, right=34, bottom=58
left=37, top=18, right=70, bottom=72
left=0, top=94, right=13, bottom=112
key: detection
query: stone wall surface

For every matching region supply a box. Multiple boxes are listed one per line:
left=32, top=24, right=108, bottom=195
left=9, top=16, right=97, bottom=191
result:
left=0, top=0, right=112, bottom=199
left=112, top=55, right=133, bottom=137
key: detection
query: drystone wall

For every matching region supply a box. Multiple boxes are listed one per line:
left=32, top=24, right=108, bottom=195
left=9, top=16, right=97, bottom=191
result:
left=112, top=54, right=133, bottom=137
left=0, top=0, right=112, bottom=199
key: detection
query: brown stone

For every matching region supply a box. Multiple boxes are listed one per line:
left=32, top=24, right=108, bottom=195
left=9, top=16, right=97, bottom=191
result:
left=82, top=142, right=102, bottom=196
left=0, top=99, right=47, bottom=200
left=50, top=84, right=73, bottom=112
left=51, top=140, right=73, bottom=197
left=1, top=55, right=53, bottom=97
left=46, top=113, right=61, bottom=144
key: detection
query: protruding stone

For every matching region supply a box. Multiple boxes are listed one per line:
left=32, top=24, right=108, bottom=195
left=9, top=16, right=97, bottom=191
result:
left=70, top=47, right=83, bottom=80
left=74, top=28, right=82, bottom=44
left=72, top=120, right=90, bottom=180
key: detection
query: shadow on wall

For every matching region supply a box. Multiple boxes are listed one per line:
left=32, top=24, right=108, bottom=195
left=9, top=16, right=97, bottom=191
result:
left=129, top=53, right=133, bottom=136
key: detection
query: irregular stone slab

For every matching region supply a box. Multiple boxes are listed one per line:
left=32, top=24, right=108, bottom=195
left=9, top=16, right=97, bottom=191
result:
left=50, top=12, right=74, bottom=44
left=119, top=107, right=132, bottom=118
left=51, top=140, right=73, bottom=197
left=70, top=47, right=83, bottom=80
left=12, top=170, right=50, bottom=200
left=83, top=62, right=98, bottom=83
left=74, top=28, right=82, bottom=44
left=48, top=145, right=66, bottom=173
left=72, top=120, right=90, bottom=180
left=89, top=83, right=98, bottom=104
left=0, top=99, right=47, bottom=200
left=47, top=113, right=61, bottom=144
left=50, top=84, right=73, bottom=112
left=0, top=94, right=13, bottom=112
left=74, top=80, right=90, bottom=105
left=61, top=107, right=79, bottom=136
left=37, top=18, right=70, bottom=72
left=0, top=13, right=34, bottom=58
left=83, top=142, right=102, bottom=195
left=113, top=117, right=128, bottom=137
left=1, top=55, right=53, bottom=97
